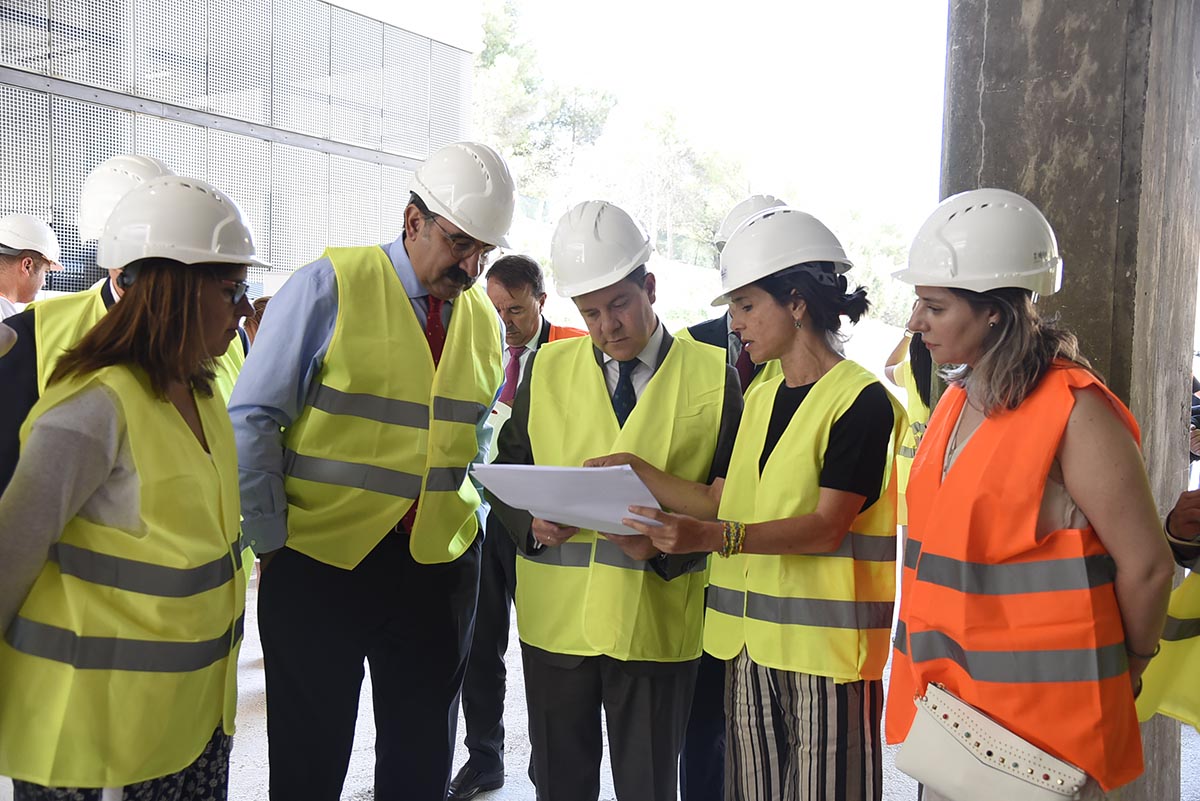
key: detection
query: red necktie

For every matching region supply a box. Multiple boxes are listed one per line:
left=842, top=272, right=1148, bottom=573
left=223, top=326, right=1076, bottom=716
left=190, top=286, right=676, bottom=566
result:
left=425, top=295, right=446, bottom=365
left=735, top=344, right=753, bottom=392
left=400, top=295, right=448, bottom=535
left=499, top=345, right=525, bottom=404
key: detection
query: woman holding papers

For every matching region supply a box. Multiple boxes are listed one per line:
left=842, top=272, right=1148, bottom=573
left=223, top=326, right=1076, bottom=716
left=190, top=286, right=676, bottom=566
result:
left=595, top=207, right=903, bottom=801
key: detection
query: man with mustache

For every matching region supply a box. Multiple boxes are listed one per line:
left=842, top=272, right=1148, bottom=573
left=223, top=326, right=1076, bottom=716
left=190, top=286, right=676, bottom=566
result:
left=449, top=254, right=584, bottom=800
left=229, top=142, right=516, bottom=801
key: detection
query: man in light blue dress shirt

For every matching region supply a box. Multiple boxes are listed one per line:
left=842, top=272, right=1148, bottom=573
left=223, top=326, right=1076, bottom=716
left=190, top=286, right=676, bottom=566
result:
left=230, top=142, right=516, bottom=801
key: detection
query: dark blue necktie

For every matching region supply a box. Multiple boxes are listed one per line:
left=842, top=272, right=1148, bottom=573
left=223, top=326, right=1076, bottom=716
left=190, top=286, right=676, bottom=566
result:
left=611, top=359, right=639, bottom=427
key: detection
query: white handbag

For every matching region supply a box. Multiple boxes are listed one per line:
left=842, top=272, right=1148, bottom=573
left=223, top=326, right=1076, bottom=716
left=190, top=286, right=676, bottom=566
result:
left=894, top=683, right=1087, bottom=801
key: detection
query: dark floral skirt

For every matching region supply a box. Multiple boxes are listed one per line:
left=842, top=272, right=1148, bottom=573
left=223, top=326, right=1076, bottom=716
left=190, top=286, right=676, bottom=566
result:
left=14, top=728, right=232, bottom=801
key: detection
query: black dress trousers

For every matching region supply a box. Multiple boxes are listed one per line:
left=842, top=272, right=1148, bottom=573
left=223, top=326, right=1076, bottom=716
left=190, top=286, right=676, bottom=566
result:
left=458, top=512, right=519, bottom=773
left=258, top=530, right=482, bottom=801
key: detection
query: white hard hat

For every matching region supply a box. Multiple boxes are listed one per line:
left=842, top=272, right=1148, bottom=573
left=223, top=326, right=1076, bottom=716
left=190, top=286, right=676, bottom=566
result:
left=77, top=154, right=175, bottom=242
left=0, top=213, right=62, bottom=267
left=714, top=194, right=786, bottom=250
left=410, top=141, right=516, bottom=249
left=551, top=201, right=653, bottom=298
left=97, top=175, right=267, bottom=270
left=894, top=188, right=1062, bottom=296
left=714, top=208, right=851, bottom=306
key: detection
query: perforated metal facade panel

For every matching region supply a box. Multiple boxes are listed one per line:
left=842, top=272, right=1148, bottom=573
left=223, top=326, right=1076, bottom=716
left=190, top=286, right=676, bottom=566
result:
left=51, top=0, right=134, bottom=92
left=329, top=156, right=381, bottom=247
left=271, top=143, right=329, bottom=271
left=429, top=41, right=472, bottom=151
left=136, top=0, right=207, bottom=108
left=331, top=8, right=382, bottom=149
left=272, top=0, right=330, bottom=138
left=135, top=115, right=207, bottom=179
left=381, top=165, right=415, bottom=244
left=0, top=0, right=473, bottom=286
left=50, top=97, right=135, bottom=292
left=208, top=0, right=270, bottom=124
left=208, top=130, right=272, bottom=280
left=383, top=26, right=430, bottom=159
left=0, top=2, right=49, bottom=75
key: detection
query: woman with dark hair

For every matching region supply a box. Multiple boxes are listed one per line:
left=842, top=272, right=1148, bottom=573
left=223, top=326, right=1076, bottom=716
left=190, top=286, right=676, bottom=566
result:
left=0, top=175, right=261, bottom=801
left=886, top=189, right=1173, bottom=801
left=590, top=208, right=904, bottom=801
left=885, top=331, right=932, bottom=532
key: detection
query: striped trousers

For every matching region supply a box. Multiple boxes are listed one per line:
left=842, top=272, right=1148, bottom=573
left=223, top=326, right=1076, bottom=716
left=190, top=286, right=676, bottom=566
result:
left=725, top=649, right=883, bottom=801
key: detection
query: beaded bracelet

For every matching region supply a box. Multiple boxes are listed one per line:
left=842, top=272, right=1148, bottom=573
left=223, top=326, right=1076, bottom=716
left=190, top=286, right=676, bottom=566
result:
left=718, top=520, right=747, bottom=558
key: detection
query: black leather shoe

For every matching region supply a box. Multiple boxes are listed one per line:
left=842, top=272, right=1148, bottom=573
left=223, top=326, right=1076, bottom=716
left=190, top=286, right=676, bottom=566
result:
left=447, top=763, right=505, bottom=800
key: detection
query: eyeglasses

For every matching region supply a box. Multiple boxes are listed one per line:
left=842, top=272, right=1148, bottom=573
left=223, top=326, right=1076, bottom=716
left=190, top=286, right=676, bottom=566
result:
left=220, top=279, right=251, bottom=305
left=427, top=215, right=496, bottom=262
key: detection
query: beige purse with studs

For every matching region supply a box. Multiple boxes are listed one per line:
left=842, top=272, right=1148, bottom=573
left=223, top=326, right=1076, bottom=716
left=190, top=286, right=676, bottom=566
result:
left=894, top=683, right=1087, bottom=801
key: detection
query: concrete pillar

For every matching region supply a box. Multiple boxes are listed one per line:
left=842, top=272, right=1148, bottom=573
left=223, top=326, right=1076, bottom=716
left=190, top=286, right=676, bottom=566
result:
left=940, top=1, right=1200, bottom=799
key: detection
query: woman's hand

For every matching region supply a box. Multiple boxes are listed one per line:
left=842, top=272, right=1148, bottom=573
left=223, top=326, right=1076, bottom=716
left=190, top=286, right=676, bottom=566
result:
left=531, top=518, right=579, bottom=547
left=622, top=506, right=722, bottom=554
left=584, top=452, right=650, bottom=477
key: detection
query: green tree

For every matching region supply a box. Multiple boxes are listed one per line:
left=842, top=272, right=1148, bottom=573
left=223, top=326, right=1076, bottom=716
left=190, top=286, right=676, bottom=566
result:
left=839, top=213, right=914, bottom=327
left=473, top=1, right=615, bottom=202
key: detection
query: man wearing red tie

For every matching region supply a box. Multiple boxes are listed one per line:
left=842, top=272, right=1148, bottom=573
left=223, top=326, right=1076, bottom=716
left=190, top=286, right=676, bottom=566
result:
left=448, top=254, right=584, bottom=799
left=230, top=142, right=516, bottom=801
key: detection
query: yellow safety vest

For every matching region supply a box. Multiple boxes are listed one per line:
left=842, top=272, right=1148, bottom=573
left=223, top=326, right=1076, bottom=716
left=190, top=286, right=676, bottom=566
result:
left=1137, top=571, right=1200, bottom=729
left=706, top=360, right=905, bottom=680
left=33, top=283, right=245, bottom=402
left=281, top=246, right=503, bottom=568
left=519, top=335, right=726, bottom=661
left=0, top=365, right=244, bottom=788
left=674, top=324, right=781, bottom=394
left=894, top=359, right=930, bottom=525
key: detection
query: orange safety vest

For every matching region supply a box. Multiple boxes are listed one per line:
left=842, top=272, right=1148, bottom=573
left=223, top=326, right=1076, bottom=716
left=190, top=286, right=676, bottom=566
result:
left=886, top=362, right=1142, bottom=791
left=548, top=323, right=586, bottom=342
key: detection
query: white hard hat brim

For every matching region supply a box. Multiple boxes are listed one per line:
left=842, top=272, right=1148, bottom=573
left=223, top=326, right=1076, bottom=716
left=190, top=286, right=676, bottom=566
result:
left=892, top=259, right=1062, bottom=296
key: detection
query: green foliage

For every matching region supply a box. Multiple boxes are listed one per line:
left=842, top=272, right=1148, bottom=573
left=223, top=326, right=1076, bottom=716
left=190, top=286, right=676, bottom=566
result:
left=473, top=2, right=615, bottom=201
left=473, top=2, right=744, bottom=266
left=838, top=212, right=915, bottom=328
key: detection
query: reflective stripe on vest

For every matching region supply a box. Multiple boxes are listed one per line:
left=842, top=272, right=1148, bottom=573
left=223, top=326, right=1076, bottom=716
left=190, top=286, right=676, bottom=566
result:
left=281, top=246, right=503, bottom=568
left=0, top=364, right=244, bottom=788
left=706, top=588, right=893, bottom=630
left=915, top=552, right=1115, bottom=595
left=7, top=613, right=244, bottom=673
left=517, top=334, right=724, bottom=662
left=908, top=629, right=1127, bottom=683
left=1164, top=614, right=1200, bottom=642
left=706, top=360, right=904, bottom=681
left=48, top=541, right=241, bottom=597
left=887, top=364, right=1142, bottom=791
left=521, top=542, right=593, bottom=568
left=903, top=537, right=921, bottom=569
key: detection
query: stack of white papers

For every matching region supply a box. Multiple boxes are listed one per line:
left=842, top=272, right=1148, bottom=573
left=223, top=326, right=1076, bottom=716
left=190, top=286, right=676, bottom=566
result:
left=471, top=464, right=662, bottom=536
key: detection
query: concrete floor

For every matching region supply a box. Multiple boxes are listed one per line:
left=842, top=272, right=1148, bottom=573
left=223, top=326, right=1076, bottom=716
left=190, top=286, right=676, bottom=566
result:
left=1, top=586, right=1197, bottom=800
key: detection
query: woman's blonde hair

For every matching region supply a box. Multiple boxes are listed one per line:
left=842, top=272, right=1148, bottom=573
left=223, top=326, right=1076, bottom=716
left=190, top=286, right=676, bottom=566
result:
left=942, top=287, right=1094, bottom=414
